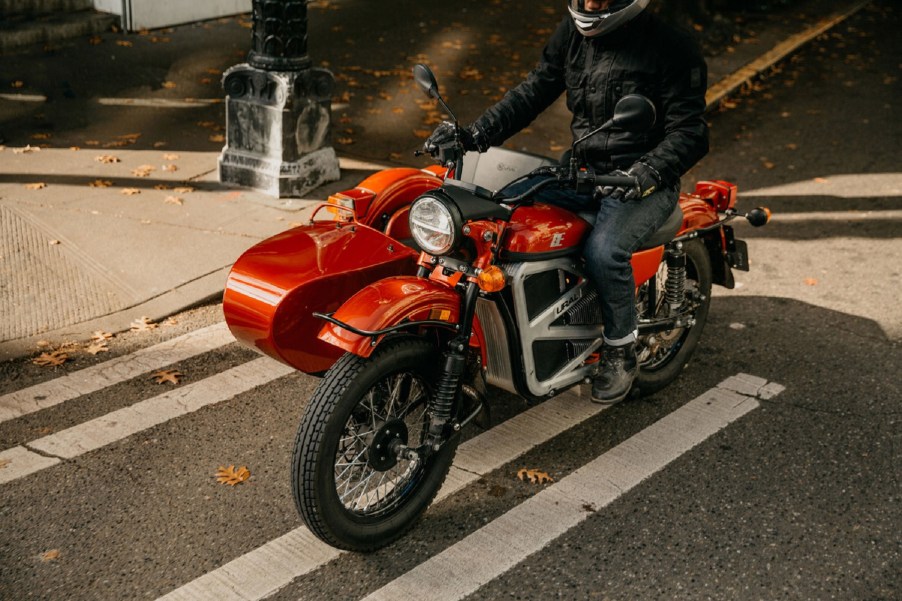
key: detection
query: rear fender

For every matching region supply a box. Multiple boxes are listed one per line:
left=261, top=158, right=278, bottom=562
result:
left=318, top=276, right=463, bottom=358
left=223, top=223, right=419, bottom=374
left=678, top=194, right=734, bottom=288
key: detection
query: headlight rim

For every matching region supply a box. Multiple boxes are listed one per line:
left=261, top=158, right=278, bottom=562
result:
left=409, top=193, right=462, bottom=256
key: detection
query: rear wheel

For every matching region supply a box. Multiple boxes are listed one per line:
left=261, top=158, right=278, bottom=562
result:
left=291, top=337, right=458, bottom=552
left=635, top=239, right=712, bottom=396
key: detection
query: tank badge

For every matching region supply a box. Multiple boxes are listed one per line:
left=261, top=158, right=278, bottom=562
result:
left=550, top=233, right=565, bottom=248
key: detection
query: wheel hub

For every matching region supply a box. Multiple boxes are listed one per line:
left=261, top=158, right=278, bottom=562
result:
left=366, top=419, right=409, bottom=471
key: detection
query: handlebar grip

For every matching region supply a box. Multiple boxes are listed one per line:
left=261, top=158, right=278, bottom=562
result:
left=590, top=175, right=639, bottom=187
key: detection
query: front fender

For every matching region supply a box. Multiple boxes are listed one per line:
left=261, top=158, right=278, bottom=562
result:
left=318, top=276, right=462, bottom=358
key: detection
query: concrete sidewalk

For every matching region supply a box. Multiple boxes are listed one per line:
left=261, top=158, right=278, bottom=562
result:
left=0, top=0, right=874, bottom=360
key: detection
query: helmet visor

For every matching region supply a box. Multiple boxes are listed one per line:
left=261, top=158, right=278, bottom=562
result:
left=569, top=0, right=631, bottom=14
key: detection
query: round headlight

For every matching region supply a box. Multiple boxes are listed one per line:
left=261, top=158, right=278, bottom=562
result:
left=409, top=195, right=459, bottom=255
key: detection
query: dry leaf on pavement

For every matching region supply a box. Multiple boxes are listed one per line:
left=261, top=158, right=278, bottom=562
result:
left=91, top=330, right=113, bottom=342
left=116, top=40, right=133, bottom=47
left=151, top=369, right=183, bottom=385
left=48, top=240, right=60, bottom=245
left=162, top=81, right=177, bottom=89
left=208, top=134, right=225, bottom=143
left=121, top=188, right=141, bottom=195
left=88, top=179, right=114, bottom=188
left=95, top=155, right=120, bottom=163
left=130, top=316, right=158, bottom=332
left=172, top=186, right=194, bottom=194
left=85, top=342, right=109, bottom=355
left=216, top=465, right=251, bottom=486
left=517, top=468, right=554, bottom=485
left=30, top=133, right=51, bottom=140
left=25, top=182, right=47, bottom=190
left=162, top=153, right=179, bottom=161
left=0, top=458, right=11, bottom=469
left=13, top=145, right=41, bottom=154
left=40, top=549, right=61, bottom=562
left=164, top=196, right=183, bottom=205
left=33, top=351, right=68, bottom=367
left=804, top=278, right=819, bottom=286
left=132, top=165, right=155, bottom=177
left=162, top=164, right=178, bottom=172
left=11, top=80, right=24, bottom=88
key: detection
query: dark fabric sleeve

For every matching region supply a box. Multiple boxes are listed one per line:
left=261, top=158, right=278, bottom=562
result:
left=472, top=18, right=570, bottom=147
left=638, top=30, right=709, bottom=186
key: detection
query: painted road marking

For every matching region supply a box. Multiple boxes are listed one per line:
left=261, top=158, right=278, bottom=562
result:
left=157, top=374, right=783, bottom=601
left=363, top=376, right=783, bottom=601
left=0, top=322, right=234, bottom=424
left=157, top=385, right=607, bottom=601
left=0, top=357, right=294, bottom=485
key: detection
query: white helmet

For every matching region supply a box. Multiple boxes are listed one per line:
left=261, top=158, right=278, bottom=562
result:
left=568, top=0, right=650, bottom=38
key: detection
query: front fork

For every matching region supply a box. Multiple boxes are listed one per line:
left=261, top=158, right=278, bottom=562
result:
left=398, top=281, right=482, bottom=461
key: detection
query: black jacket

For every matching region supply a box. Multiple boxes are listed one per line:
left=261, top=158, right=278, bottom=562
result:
left=472, top=12, right=709, bottom=187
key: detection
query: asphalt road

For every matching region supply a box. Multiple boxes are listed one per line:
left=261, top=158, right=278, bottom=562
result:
left=0, top=2, right=899, bottom=600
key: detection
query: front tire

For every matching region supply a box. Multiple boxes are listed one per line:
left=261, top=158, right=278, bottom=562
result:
left=635, top=238, right=713, bottom=396
left=291, top=337, right=458, bottom=552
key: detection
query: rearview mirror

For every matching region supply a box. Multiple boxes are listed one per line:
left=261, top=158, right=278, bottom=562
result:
left=413, top=63, right=439, bottom=100
left=610, top=94, right=656, bottom=132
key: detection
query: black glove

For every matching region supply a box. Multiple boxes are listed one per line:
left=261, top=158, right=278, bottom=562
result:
left=598, top=162, right=661, bottom=201
left=425, top=121, right=485, bottom=152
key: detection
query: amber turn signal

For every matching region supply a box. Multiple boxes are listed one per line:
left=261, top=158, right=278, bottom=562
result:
left=747, top=207, right=771, bottom=227
left=477, top=265, right=506, bottom=292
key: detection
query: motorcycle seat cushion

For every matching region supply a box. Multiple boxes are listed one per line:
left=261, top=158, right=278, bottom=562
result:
left=578, top=204, right=684, bottom=250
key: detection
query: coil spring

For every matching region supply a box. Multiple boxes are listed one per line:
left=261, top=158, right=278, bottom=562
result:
left=665, top=247, right=686, bottom=311
left=428, top=351, right=466, bottom=438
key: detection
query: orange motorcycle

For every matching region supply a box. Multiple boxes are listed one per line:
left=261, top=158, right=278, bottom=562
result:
left=222, top=64, right=769, bottom=551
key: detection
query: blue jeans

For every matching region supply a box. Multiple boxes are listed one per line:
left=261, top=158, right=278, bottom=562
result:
left=500, top=175, right=679, bottom=345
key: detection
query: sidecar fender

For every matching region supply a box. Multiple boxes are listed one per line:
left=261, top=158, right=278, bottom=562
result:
left=223, top=222, right=419, bottom=374
left=318, top=276, right=464, bottom=358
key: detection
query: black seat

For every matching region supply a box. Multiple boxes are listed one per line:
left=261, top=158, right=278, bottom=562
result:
left=578, top=204, right=683, bottom=250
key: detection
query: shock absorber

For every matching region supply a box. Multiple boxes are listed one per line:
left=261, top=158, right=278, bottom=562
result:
left=426, top=349, right=467, bottom=451
left=665, top=241, right=686, bottom=314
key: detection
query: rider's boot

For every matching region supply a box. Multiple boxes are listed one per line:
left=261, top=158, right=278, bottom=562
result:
left=591, top=342, right=637, bottom=404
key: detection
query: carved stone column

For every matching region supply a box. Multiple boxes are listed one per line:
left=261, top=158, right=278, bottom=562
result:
left=219, top=0, right=340, bottom=199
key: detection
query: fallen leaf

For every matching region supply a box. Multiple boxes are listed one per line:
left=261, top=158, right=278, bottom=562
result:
left=85, top=342, right=109, bottom=355
left=729, top=322, right=747, bottom=330
left=412, top=129, right=431, bottom=139
left=69, top=146, right=80, bottom=151
left=132, top=165, right=155, bottom=177
left=164, top=195, right=183, bottom=205
left=48, top=240, right=60, bottom=245
left=161, top=81, right=177, bottom=89
left=30, top=133, right=52, bottom=140
left=216, top=465, right=251, bottom=486
left=814, top=177, right=829, bottom=184
left=88, top=179, right=114, bottom=188
left=117, top=133, right=141, bottom=142
left=172, top=186, right=194, bottom=194
left=336, top=137, right=354, bottom=145
left=84, top=140, right=100, bottom=146
left=33, top=351, right=68, bottom=367
left=130, top=316, right=158, bottom=332
left=199, top=77, right=213, bottom=85
left=12, top=80, right=24, bottom=88
left=40, top=549, right=61, bottom=562
left=153, top=141, right=167, bottom=148
left=762, top=160, right=776, bottom=170
left=95, top=154, right=120, bottom=163
left=91, top=330, right=113, bottom=342
left=517, top=468, right=554, bottom=485
left=151, top=369, right=182, bottom=384
left=121, top=188, right=141, bottom=195
left=88, top=35, right=102, bottom=45
left=0, top=458, right=11, bottom=469
left=803, top=278, right=818, bottom=286
left=116, top=40, right=133, bottom=47
left=162, top=164, right=178, bottom=172
left=153, top=184, right=171, bottom=190
left=785, top=143, right=798, bottom=150
left=25, top=182, right=47, bottom=190
left=13, top=145, right=40, bottom=154
left=208, top=134, right=225, bottom=143
left=162, top=153, right=180, bottom=161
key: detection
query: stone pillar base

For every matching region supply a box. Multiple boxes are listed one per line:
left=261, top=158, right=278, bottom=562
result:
left=218, top=65, right=340, bottom=199
left=219, top=146, right=340, bottom=199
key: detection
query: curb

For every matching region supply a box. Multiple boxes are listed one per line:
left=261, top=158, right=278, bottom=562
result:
left=705, top=0, right=874, bottom=111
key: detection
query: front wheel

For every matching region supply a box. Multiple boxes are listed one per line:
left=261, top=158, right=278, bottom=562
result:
left=291, top=337, right=458, bottom=552
left=635, top=238, right=713, bottom=396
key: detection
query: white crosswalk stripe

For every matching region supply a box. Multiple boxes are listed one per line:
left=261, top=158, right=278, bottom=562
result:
left=0, top=322, right=234, bottom=424
left=362, top=379, right=781, bottom=601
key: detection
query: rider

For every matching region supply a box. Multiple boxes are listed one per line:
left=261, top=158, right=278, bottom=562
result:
left=427, top=0, right=709, bottom=404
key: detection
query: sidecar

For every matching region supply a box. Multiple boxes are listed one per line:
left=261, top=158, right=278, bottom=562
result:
left=223, top=219, right=420, bottom=374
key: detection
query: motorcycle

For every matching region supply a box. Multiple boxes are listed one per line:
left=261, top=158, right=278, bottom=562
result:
left=222, top=64, right=770, bottom=552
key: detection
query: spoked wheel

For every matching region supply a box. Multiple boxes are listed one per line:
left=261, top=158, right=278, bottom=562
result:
left=635, top=239, right=712, bottom=396
left=291, top=337, right=458, bottom=552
